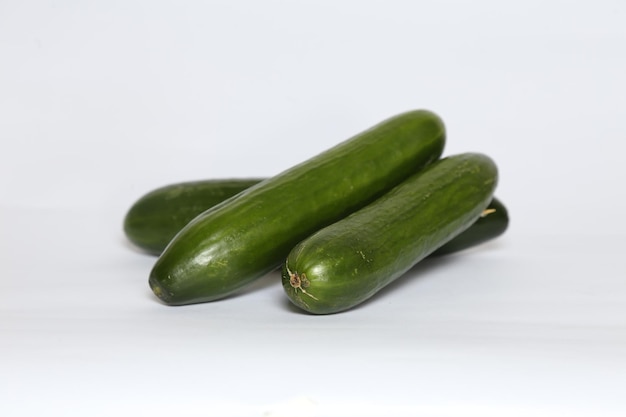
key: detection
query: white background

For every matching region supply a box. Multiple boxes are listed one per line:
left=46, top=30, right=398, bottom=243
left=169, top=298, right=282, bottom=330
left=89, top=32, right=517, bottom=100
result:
left=1, top=1, right=625, bottom=416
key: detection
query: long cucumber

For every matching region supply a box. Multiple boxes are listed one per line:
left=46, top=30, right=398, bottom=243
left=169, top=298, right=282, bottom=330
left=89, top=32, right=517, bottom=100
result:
left=124, top=179, right=263, bottom=255
left=282, top=153, right=498, bottom=314
left=149, top=110, right=445, bottom=305
left=124, top=179, right=508, bottom=256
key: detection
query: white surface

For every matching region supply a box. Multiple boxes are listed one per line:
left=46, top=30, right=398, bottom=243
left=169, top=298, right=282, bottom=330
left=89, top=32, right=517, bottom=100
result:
left=1, top=1, right=626, bottom=415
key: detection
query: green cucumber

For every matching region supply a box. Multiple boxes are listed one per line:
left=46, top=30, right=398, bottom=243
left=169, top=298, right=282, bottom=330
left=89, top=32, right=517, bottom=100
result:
left=125, top=179, right=508, bottom=256
left=124, top=179, right=263, bottom=255
left=149, top=110, right=446, bottom=305
left=430, top=197, right=508, bottom=256
left=282, top=153, right=498, bottom=314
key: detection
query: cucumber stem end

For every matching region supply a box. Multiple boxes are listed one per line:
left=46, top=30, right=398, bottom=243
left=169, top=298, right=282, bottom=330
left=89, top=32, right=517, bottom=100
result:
left=286, top=266, right=319, bottom=301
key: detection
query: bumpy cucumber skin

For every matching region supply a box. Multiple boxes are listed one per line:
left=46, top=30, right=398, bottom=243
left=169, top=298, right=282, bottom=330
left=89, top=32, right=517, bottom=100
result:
left=123, top=179, right=263, bottom=255
left=149, top=110, right=445, bottom=305
left=125, top=180, right=507, bottom=256
left=282, top=153, right=498, bottom=315
left=430, top=197, right=508, bottom=256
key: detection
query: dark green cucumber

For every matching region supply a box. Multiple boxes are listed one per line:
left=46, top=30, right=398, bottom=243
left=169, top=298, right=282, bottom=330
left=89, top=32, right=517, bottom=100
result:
left=124, top=179, right=263, bottom=255
left=430, top=197, right=508, bottom=256
left=125, top=178, right=508, bottom=256
left=149, top=110, right=446, bottom=305
left=282, top=153, right=498, bottom=314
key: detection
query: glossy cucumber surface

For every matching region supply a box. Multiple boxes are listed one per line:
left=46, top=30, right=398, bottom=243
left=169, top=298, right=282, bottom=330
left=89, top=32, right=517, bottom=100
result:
left=282, top=153, right=498, bottom=314
left=124, top=179, right=262, bottom=255
left=149, top=110, right=446, bottom=305
left=125, top=179, right=507, bottom=256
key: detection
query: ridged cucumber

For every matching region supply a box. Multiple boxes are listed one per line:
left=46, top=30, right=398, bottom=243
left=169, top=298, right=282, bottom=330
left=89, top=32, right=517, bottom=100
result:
left=149, top=110, right=446, bottom=305
left=282, top=153, right=498, bottom=314
left=125, top=179, right=508, bottom=256
left=124, top=179, right=263, bottom=255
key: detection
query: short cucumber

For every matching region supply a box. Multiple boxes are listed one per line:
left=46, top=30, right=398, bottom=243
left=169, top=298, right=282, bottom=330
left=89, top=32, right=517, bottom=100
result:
left=282, top=153, right=498, bottom=314
left=124, top=179, right=263, bottom=255
left=125, top=179, right=508, bottom=256
left=149, top=110, right=446, bottom=305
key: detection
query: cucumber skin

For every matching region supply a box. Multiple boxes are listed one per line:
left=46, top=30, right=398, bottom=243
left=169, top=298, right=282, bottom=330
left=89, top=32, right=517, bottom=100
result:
left=124, top=179, right=263, bottom=255
left=282, top=153, right=498, bottom=315
left=430, top=197, right=508, bottom=256
left=149, top=110, right=445, bottom=305
left=125, top=180, right=508, bottom=256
